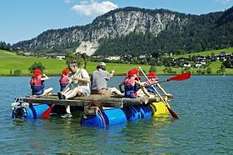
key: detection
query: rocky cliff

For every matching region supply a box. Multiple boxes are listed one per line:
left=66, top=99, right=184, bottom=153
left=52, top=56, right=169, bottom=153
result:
left=12, top=6, right=233, bottom=56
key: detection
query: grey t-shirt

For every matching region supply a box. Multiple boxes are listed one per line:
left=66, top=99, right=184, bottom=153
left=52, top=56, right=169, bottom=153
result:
left=91, top=69, right=112, bottom=90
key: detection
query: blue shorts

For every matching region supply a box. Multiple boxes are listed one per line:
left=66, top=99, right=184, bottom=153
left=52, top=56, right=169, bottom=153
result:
left=31, top=85, right=44, bottom=95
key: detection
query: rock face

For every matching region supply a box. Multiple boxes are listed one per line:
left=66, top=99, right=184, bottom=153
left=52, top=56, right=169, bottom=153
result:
left=12, top=6, right=233, bottom=55
left=12, top=7, right=189, bottom=54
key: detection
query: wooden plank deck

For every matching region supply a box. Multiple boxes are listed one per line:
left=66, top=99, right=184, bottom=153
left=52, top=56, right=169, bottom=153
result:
left=19, top=95, right=161, bottom=108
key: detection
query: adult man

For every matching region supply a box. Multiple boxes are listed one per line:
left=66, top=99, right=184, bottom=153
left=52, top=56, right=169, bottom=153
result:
left=91, top=62, right=121, bottom=96
left=58, top=61, right=90, bottom=118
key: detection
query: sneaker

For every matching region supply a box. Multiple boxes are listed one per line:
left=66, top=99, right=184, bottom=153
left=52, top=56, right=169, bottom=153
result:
left=58, top=92, right=62, bottom=99
left=61, top=113, right=72, bottom=118
left=62, top=94, right=66, bottom=100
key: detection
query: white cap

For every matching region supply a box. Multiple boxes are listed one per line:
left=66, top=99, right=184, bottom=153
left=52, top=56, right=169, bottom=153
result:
left=99, top=62, right=106, bottom=66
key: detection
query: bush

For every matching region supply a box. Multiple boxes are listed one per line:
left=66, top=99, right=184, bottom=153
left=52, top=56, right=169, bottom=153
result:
left=149, top=65, right=157, bottom=72
left=28, top=62, right=45, bottom=73
left=206, top=67, right=212, bottom=74
left=13, top=69, right=22, bottom=76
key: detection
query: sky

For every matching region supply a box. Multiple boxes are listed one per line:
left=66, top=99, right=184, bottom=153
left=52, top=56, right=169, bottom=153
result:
left=0, top=0, right=233, bottom=44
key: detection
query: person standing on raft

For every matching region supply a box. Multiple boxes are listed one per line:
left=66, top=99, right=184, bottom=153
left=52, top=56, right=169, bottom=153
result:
left=30, top=68, right=52, bottom=96
left=58, top=61, right=90, bottom=118
left=91, top=62, right=122, bottom=96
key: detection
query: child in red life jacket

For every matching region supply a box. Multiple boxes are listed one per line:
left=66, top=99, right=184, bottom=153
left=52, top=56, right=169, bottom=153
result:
left=145, top=71, right=173, bottom=99
left=59, top=68, right=70, bottom=91
left=30, top=68, right=49, bottom=95
left=123, top=68, right=142, bottom=98
left=146, top=71, right=159, bottom=94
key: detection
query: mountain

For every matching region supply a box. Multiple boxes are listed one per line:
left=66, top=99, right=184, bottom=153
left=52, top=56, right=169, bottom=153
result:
left=12, top=6, right=233, bottom=56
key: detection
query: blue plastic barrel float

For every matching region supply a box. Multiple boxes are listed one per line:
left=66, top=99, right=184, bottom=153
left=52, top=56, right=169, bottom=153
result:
left=81, top=108, right=127, bottom=128
left=123, top=105, right=142, bottom=121
left=139, top=105, right=153, bottom=119
left=12, top=103, right=49, bottom=119
left=123, top=105, right=152, bottom=121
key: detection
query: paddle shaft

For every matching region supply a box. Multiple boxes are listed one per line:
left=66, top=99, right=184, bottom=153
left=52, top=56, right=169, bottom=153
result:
left=138, top=67, right=179, bottom=119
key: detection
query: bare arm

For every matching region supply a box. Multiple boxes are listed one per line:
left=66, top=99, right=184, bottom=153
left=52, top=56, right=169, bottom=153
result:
left=41, top=74, right=49, bottom=81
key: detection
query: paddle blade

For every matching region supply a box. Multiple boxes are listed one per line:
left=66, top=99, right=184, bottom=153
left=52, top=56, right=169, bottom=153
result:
left=166, top=105, right=179, bottom=119
left=167, top=72, right=191, bottom=81
left=42, top=105, right=53, bottom=119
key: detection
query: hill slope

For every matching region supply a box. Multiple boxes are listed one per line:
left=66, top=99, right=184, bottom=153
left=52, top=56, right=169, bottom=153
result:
left=12, top=6, right=233, bottom=56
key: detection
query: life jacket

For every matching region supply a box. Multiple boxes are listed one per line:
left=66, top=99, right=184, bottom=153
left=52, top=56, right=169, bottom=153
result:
left=30, top=76, right=42, bottom=87
left=59, top=74, right=69, bottom=86
left=145, top=79, right=157, bottom=93
left=123, top=77, right=139, bottom=98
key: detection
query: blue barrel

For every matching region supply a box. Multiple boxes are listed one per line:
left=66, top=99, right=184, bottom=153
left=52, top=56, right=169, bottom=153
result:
left=123, top=106, right=142, bottom=121
left=139, top=105, right=152, bottom=119
left=81, top=113, right=106, bottom=128
left=104, top=108, right=127, bottom=126
left=12, top=103, right=49, bottom=119
left=26, top=104, right=49, bottom=119
left=81, top=108, right=127, bottom=128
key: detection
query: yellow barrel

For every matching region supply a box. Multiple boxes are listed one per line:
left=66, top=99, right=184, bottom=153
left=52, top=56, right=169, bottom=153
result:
left=150, top=101, right=170, bottom=117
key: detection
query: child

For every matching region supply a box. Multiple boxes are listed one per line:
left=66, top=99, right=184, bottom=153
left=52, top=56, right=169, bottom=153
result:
left=30, top=68, right=52, bottom=96
left=30, top=68, right=47, bottom=95
left=146, top=71, right=173, bottom=99
left=59, top=68, right=70, bottom=91
left=123, top=68, right=141, bottom=98
left=146, top=71, right=159, bottom=94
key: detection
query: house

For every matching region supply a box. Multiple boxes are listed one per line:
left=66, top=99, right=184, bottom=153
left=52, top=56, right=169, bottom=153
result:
left=195, top=63, right=202, bottom=68
left=56, top=56, right=66, bottom=60
left=139, top=55, right=146, bottom=59
left=183, top=63, right=191, bottom=68
left=106, top=56, right=121, bottom=61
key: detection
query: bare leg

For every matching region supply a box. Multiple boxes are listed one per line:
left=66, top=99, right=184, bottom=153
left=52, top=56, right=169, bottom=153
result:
left=141, top=87, right=154, bottom=98
left=110, top=87, right=123, bottom=96
left=42, top=87, right=53, bottom=96
left=64, top=87, right=82, bottom=99
left=62, top=87, right=71, bottom=94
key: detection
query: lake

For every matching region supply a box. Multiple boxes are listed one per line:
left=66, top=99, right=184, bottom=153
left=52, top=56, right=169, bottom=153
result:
left=0, top=76, right=233, bottom=154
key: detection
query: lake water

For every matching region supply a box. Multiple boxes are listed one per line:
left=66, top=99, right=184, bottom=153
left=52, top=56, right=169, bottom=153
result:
left=0, top=76, right=233, bottom=154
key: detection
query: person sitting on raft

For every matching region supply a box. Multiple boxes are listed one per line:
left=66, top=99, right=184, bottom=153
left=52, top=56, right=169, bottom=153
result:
left=91, top=62, right=122, bottom=96
left=58, top=61, right=90, bottom=118
left=30, top=68, right=52, bottom=96
left=121, top=68, right=145, bottom=98
left=145, top=71, right=173, bottom=98
left=145, top=71, right=159, bottom=94
left=59, top=67, right=70, bottom=91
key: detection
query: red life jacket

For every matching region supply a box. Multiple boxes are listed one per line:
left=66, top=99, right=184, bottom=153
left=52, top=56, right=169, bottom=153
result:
left=30, top=76, right=42, bottom=87
left=59, top=74, right=69, bottom=85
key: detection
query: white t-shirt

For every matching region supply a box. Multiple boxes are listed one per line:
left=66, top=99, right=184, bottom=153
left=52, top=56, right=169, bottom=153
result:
left=69, top=68, right=90, bottom=95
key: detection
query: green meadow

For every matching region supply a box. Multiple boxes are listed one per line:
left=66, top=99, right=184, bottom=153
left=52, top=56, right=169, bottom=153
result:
left=0, top=50, right=151, bottom=76
left=0, top=49, right=233, bottom=76
left=173, top=47, right=233, bottom=58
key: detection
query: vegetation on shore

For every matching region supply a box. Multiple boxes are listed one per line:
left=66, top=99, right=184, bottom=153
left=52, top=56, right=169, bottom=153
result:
left=0, top=49, right=233, bottom=76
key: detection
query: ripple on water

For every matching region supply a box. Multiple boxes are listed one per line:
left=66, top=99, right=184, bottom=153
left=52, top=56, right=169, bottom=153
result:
left=0, top=76, right=233, bottom=154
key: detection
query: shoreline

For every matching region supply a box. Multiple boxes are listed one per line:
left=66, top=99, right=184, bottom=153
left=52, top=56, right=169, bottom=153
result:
left=1, top=73, right=232, bottom=77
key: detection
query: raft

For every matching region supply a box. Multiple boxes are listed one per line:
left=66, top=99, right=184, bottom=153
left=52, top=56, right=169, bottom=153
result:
left=11, top=95, right=171, bottom=127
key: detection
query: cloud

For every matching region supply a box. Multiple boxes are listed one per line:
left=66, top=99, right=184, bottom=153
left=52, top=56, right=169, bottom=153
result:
left=64, top=0, right=72, bottom=4
left=71, top=0, right=118, bottom=16
left=216, top=0, right=233, bottom=4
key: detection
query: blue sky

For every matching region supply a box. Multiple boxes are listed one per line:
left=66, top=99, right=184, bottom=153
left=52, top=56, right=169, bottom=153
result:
left=0, top=0, right=233, bottom=44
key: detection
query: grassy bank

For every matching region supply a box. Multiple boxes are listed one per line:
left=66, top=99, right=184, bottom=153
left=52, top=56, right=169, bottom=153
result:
left=0, top=50, right=151, bottom=76
left=1, top=49, right=233, bottom=76
left=173, top=47, right=233, bottom=58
